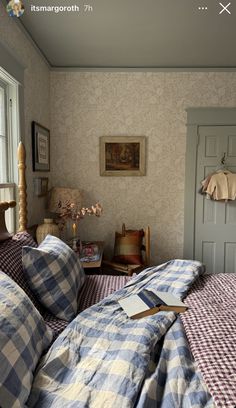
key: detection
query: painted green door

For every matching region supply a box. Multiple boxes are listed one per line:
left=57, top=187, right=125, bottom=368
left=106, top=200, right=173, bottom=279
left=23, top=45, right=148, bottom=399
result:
left=195, top=126, right=236, bottom=273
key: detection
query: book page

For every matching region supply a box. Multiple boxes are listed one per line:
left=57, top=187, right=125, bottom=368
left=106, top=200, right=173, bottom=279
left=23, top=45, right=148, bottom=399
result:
left=155, top=291, right=185, bottom=307
left=119, top=295, right=149, bottom=318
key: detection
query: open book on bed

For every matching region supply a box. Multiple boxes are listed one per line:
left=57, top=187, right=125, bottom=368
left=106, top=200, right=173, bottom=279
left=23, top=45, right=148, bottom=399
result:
left=119, top=289, right=187, bottom=319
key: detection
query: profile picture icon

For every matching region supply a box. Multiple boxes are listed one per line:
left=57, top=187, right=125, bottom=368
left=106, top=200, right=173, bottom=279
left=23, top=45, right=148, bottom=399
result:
left=6, top=0, right=25, bottom=17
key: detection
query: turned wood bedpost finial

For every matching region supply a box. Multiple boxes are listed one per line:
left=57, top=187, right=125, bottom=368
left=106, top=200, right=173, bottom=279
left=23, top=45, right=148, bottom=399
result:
left=17, top=141, right=27, bottom=231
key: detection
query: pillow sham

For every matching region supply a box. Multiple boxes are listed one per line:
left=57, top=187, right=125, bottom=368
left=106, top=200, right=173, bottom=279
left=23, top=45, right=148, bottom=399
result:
left=113, top=228, right=144, bottom=265
left=0, top=271, right=53, bottom=408
left=0, top=232, right=41, bottom=309
left=22, top=235, right=85, bottom=322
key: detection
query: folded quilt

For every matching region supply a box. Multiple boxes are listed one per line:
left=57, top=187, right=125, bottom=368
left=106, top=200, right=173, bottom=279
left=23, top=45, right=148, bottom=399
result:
left=27, top=260, right=205, bottom=408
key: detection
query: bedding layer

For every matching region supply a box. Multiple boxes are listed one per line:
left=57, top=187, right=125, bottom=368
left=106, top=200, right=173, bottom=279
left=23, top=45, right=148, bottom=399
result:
left=136, top=317, right=214, bottom=408
left=181, top=273, right=236, bottom=408
left=27, top=260, right=210, bottom=408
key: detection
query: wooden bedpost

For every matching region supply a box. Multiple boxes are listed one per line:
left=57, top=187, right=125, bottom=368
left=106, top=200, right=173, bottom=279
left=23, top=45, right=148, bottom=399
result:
left=18, top=142, right=27, bottom=232
left=0, top=201, right=16, bottom=241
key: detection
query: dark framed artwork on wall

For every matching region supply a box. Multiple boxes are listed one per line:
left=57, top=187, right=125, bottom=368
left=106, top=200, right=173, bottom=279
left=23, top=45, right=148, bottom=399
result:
left=33, top=177, right=49, bottom=197
left=32, top=121, right=50, bottom=171
left=100, top=136, right=146, bottom=176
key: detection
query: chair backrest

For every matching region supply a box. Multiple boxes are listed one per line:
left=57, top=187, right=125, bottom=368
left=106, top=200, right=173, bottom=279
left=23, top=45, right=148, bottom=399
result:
left=143, top=226, right=151, bottom=266
left=121, top=223, right=151, bottom=266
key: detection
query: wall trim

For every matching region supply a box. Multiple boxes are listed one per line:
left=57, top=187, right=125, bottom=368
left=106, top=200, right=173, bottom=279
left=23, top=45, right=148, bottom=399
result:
left=51, top=67, right=236, bottom=72
left=186, top=108, right=236, bottom=126
left=184, top=107, right=236, bottom=260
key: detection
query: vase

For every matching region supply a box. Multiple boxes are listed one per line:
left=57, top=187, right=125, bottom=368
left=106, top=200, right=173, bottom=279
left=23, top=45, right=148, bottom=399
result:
left=75, top=235, right=83, bottom=254
left=36, top=218, right=60, bottom=244
left=71, top=223, right=82, bottom=254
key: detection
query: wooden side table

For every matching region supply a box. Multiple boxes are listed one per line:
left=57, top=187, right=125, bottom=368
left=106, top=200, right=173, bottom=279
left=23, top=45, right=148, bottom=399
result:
left=79, top=241, right=104, bottom=273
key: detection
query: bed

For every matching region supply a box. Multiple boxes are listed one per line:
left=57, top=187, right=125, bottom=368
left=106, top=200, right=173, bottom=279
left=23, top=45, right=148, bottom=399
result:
left=0, top=142, right=235, bottom=408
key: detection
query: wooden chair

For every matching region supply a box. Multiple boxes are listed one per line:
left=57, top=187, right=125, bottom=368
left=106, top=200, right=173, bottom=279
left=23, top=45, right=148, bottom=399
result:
left=103, top=224, right=150, bottom=276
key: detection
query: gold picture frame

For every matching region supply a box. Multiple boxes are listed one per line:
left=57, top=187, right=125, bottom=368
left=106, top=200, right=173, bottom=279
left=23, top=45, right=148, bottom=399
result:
left=100, top=136, right=146, bottom=176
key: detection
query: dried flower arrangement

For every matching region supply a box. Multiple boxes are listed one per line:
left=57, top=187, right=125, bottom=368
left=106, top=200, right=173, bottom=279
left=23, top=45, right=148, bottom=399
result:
left=58, top=201, right=103, bottom=230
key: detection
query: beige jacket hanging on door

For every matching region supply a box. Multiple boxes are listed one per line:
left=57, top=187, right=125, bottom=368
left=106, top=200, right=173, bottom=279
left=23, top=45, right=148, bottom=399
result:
left=206, top=171, right=236, bottom=200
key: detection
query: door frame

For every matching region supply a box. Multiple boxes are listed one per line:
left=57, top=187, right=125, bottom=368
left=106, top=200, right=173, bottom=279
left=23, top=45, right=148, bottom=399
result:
left=184, top=108, right=236, bottom=259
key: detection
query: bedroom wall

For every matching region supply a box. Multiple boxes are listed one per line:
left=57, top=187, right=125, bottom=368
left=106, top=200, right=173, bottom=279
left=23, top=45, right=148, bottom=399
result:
left=0, top=3, right=50, bottom=226
left=50, top=71, right=236, bottom=264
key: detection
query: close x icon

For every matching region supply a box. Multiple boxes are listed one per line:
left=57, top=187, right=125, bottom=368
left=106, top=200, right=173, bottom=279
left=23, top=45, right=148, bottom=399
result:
left=219, top=2, right=231, bottom=14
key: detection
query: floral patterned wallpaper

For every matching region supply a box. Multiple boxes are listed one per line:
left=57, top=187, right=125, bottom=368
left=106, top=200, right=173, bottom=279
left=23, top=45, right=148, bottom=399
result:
left=50, top=71, right=236, bottom=264
left=0, top=3, right=50, bottom=226
left=2, top=1, right=236, bottom=264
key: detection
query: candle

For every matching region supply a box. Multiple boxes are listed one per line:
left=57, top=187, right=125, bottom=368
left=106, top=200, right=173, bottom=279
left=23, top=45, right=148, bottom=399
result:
left=72, top=223, right=77, bottom=238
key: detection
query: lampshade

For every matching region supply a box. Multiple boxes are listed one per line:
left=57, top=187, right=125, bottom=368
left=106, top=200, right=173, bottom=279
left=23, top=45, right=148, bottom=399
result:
left=49, top=187, right=83, bottom=214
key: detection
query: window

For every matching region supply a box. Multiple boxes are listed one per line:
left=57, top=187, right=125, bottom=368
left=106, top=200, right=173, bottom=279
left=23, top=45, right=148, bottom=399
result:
left=0, top=80, right=8, bottom=183
left=0, top=68, right=20, bottom=233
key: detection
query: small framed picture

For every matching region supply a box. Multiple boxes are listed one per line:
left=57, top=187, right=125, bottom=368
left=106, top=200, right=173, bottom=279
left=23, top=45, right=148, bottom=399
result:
left=33, top=177, right=49, bottom=197
left=100, top=136, right=146, bottom=176
left=32, top=121, right=50, bottom=171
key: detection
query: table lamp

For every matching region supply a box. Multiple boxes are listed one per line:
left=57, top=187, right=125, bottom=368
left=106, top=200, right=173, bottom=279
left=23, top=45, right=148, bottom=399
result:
left=49, top=187, right=83, bottom=215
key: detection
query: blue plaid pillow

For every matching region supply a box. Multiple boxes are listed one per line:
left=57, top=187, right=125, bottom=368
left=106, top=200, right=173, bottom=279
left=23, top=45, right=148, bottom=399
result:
left=22, top=235, right=85, bottom=322
left=0, top=271, right=53, bottom=408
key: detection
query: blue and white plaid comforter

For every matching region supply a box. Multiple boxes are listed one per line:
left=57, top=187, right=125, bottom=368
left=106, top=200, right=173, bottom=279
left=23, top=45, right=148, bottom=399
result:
left=27, top=260, right=214, bottom=408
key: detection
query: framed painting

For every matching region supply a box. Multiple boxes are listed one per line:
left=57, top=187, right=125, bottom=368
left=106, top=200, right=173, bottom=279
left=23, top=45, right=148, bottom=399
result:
left=32, top=121, right=50, bottom=171
left=100, top=136, right=146, bottom=176
left=33, top=177, right=49, bottom=197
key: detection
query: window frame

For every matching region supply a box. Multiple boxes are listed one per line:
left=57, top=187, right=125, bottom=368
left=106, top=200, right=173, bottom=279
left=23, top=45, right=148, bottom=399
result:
left=0, top=78, right=9, bottom=183
left=0, top=67, right=21, bottom=233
